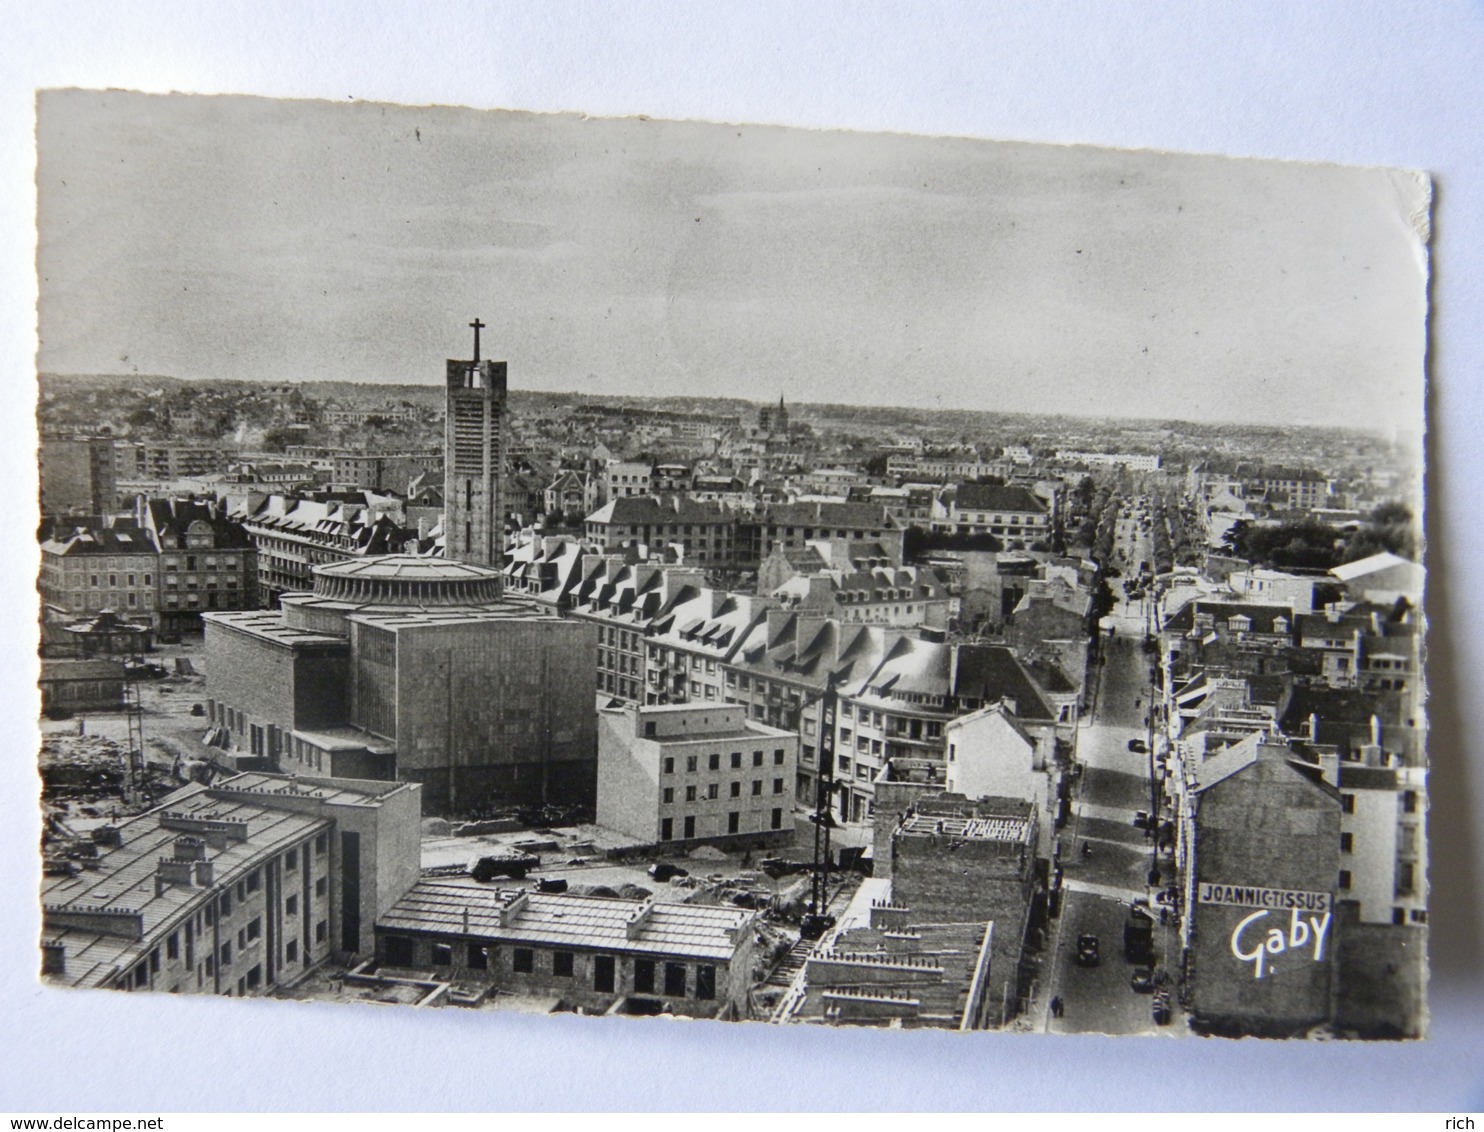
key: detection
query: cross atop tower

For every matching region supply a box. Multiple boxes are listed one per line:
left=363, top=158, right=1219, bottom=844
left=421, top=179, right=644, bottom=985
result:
left=468, top=317, right=485, bottom=363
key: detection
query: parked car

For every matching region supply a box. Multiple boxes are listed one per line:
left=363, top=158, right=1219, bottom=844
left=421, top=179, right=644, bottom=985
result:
left=1127, top=738, right=1148, bottom=753
left=1130, top=967, right=1156, bottom=993
left=760, top=857, right=809, bottom=879
left=647, top=862, right=689, bottom=882
left=1075, top=933, right=1100, bottom=967
left=468, top=853, right=540, bottom=882
left=1152, top=990, right=1173, bottom=1025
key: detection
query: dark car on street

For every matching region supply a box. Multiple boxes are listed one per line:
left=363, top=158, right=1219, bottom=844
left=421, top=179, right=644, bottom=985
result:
left=1152, top=990, right=1173, bottom=1025
left=647, top=862, right=690, bottom=882
left=1075, top=933, right=1100, bottom=967
left=1127, top=738, right=1148, bottom=753
left=1130, top=967, right=1156, bottom=993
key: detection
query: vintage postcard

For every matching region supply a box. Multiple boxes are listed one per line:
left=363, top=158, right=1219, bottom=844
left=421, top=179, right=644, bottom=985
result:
left=34, top=91, right=1429, bottom=1039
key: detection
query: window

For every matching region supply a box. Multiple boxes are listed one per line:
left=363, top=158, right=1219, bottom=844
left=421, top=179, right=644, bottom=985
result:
left=686, top=756, right=698, bottom=772
left=220, top=942, right=232, bottom=967
left=468, top=944, right=489, bottom=970
left=802, top=744, right=815, bottom=764
left=753, top=751, right=764, bottom=767
left=1340, top=833, right=1354, bottom=854
left=167, top=932, right=179, bottom=960
left=1338, top=870, right=1353, bottom=890
left=634, top=958, right=656, bottom=994
left=431, top=943, right=452, bottom=966
left=709, top=753, right=721, bottom=770
left=315, top=833, right=327, bottom=855
left=730, top=781, right=741, bottom=798
left=1403, top=790, right=1418, bottom=814
left=594, top=954, right=615, bottom=993
left=731, top=752, right=742, bottom=769
left=752, top=780, right=763, bottom=796
left=1397, top=862, right=1415, bottom=895
left=771, top=808, right=783, bottom=830
left=316, top=921, right=327, bottom=943
left=645, top=721, right=658, bottom=738
left=662, top=757, right=674, bottom=774
left=703, top=783, right=716, bottom=800
left=285, top=848, right=298, bottom=871
left=774, top=749, right=785, bottom=765
left=246, top=917, right=262, bottom=942
left=220, top=892, right=231, bottom=916
left=661, top=818, right=673, bottom=841
left=773, top=778, right=784, bottom=794
left=664, top=962, right=688, bottom=997
left=513, top=948, right=534, bottom=974
left=552, top=951, right=575, bottom=977
left=1341, top=793, right=1356, bottom=814
left=686, top=785, right=697, bottom=802
left=662, top=787, right=674, bottom=804
left=728, top=811, right=740, bottom=834
left=683, top=816, right=695, bottom=839
left=696, top=964, right=716, bottom=1001
left=286, top=940, right=298, bottom=963
left=316, top=876, right=328, bottom=898
left=1392, top=907, right=1407, bottom=926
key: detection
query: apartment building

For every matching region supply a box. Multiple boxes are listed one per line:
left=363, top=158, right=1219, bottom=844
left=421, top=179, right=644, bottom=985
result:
left=596, top=702, right=798, bottom=847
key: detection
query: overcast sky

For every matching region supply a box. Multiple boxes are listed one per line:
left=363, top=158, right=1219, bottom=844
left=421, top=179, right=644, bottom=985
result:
left=36, top=90, right=1428, bottom=430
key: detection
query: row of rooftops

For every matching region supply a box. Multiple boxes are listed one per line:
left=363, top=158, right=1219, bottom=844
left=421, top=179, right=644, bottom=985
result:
left=42, top=498, right=255, bottom=557
left=585, top=494, right=901, bottom=530
left=503, top=538, right=1070, bottom=719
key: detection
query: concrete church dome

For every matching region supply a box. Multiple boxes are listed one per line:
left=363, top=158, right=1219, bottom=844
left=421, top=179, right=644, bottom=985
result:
left=310, top=554, right=503, bottom=606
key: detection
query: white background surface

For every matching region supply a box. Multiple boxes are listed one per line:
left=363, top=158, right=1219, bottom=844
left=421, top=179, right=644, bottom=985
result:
left=2, top=1, right=1480, bottom=1112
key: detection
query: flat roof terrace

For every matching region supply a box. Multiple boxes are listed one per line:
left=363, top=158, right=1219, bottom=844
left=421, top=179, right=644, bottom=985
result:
left=379, top=878, right=754, bottom=962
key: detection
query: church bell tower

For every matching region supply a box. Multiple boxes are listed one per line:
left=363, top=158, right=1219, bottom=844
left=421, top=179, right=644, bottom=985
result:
left=444, top=318, right=507, bottom=577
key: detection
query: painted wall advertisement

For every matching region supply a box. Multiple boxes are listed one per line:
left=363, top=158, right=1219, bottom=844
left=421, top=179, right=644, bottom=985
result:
left=1191, top=881, right=1336, bottom=1032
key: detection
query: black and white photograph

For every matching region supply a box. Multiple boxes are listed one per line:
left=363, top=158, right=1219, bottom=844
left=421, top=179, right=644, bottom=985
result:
left=31, top=89, right=1430, bottom=1042
left=8, top=3, right=1484, bottom=1118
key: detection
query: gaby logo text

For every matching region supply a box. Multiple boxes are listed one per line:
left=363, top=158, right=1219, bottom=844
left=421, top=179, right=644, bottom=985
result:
left=1229, top=907, right=1332, bottom=979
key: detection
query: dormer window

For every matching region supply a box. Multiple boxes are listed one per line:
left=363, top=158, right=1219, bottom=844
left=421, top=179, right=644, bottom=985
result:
left=1228, top=615, right=1251, bottom=633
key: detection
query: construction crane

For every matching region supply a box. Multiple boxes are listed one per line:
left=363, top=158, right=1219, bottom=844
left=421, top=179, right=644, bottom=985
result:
left=799, top=673, right=841, bottom=941
left=121, top=637, right=148, bottom=808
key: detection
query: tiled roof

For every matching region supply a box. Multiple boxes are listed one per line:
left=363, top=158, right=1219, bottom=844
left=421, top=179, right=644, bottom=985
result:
left=952, top=484, right=1046, bottom=513
left=759, top=501, right=896, bottom=528
left=587, top=495, right=734, bottom=525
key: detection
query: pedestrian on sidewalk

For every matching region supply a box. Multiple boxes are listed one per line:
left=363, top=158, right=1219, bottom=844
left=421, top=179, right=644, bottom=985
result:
left=1050, top=996, right=1064, bottom=1018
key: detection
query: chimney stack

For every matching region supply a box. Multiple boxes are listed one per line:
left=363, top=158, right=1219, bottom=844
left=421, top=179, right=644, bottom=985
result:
left=41, top=940, right=65, bottom=978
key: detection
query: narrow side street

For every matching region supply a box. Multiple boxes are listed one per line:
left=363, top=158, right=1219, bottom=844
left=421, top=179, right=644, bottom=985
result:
left=1043, top=500, right=1182, bottom=1036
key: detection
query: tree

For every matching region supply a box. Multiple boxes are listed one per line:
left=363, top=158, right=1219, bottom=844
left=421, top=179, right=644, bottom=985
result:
left=1341, top=502, right=1417, bottom=562
left=260, top=426, right=298, bottom=453
left=1224, top=518, right=1343, bottom=571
